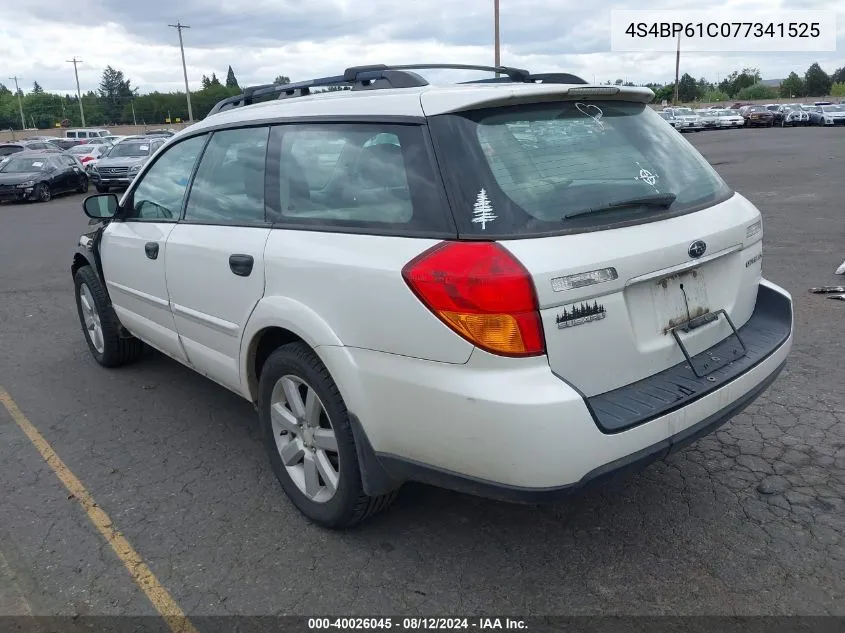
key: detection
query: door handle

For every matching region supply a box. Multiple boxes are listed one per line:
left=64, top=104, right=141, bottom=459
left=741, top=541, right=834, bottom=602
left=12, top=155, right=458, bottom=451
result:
left=229, top=254, right=254, bottom=277
left=144, top=242, right=159, bottom=260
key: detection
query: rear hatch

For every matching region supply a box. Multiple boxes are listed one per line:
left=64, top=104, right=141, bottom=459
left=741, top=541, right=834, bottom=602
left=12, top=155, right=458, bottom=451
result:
left=425, top=90, right=764, bottom=397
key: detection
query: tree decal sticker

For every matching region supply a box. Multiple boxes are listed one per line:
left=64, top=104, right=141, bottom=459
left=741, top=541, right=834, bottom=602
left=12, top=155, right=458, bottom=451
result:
left=556, top=301, right=607, bottom=328
left=472, top=188, right=497, bottom=230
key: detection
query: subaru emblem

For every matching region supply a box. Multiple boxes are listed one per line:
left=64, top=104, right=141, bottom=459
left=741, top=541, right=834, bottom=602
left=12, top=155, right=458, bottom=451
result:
left=688, top=240, right=707, bottom=259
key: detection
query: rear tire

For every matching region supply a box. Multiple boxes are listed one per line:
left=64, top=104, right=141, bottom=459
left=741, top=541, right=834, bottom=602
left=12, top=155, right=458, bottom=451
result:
left=258, top=342, right=398, bottom=529
left=73, top=265, right=145, bottom=367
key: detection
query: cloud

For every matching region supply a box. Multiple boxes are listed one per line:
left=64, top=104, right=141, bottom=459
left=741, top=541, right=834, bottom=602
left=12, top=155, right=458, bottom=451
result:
left=1, top=0, right=842, bottom=96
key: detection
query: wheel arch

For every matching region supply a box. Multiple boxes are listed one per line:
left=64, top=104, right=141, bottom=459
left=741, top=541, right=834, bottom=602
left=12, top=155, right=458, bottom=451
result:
left=240, top=296, right=346, bottom=404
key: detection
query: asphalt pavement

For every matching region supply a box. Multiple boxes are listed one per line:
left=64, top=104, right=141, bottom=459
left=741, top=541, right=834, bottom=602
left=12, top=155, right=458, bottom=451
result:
left=0, top=126, right=843, bottom=619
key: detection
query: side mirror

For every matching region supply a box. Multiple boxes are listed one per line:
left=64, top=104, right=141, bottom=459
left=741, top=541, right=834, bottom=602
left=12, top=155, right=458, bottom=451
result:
left=83, top=193, right=118, bottom=219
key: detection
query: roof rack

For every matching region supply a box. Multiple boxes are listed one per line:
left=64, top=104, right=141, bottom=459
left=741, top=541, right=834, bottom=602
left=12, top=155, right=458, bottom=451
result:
left=208, top=64, right=586, bottom=116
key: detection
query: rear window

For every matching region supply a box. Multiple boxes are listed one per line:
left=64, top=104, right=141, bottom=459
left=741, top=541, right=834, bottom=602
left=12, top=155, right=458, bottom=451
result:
left=429, top=100, right=732, bottom=238
left=0, top=146, right=23, bottom=156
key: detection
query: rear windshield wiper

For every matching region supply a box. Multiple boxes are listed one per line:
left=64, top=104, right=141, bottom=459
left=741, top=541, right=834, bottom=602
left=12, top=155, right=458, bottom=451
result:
left=562, top=192, right=677, bottom=220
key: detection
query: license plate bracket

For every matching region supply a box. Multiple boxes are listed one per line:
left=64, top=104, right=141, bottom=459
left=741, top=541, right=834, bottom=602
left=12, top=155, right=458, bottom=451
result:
left=669, top=309, right=747, bottom=378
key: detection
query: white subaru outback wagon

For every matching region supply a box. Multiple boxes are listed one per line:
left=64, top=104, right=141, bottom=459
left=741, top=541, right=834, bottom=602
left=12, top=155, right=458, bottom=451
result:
left=71, top=64, right=793, bottom=528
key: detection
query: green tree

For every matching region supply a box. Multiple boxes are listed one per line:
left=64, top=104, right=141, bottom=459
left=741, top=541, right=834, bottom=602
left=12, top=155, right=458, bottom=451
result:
left=718, top=68, right=761, bottom=97
left=210, top=73, right=221, bottom=86
left=32, top=81, right=44, bottom=94
left=832, top=67, right=845, bottom=85
left=225, top=66, right=239, bottom=89
left=831, top=83, right=845, bottom=97
left=704, top=89, right=730, bottom=103
left=779, top=72, right=804, bottom=98
left=651, top=84, right=674, bottom=103
left=735, top=84, right=777, bottom=100
left=274, top=75, right=291, bottom=85
left=804, top=63, right=832, bottom=97
left=98, top=66, right=138, bottom=123
left=677, top=73, right=700, bottom=102
left=201, top=75, right=211, bottom=89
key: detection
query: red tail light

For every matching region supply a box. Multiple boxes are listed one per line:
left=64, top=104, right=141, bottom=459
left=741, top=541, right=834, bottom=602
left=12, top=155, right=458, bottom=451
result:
left=402, top=242, right=545, bottom=357
left=80, top=156, right=94, bottom=163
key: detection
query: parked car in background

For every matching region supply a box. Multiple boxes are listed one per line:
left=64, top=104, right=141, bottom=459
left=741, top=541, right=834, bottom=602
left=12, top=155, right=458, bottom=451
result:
left=49, top=138, right=85, bottom=150
left=712, top=109, right=745, bottom=128
left=763, top=104, right=785, bottom=125
left=0, top=151, right=88, bottom=203
left=0, top=140, right=63, bottom=165
left=740, top=105, right=774, bottom=127
left=807, top=104, right=845, bottom=126
left=777, top=104, right=809, bottom=126
left=65, top=143, right=111, bottom=166
left=694, top=109, right=720, bottom=129
left=64, top=128, right=112, bottom=140
left=88, top=138, right=165, bottom=192
left=143, top=129, right=176, bottom=138
left=663, top=107, right=702, bottom=131
left=658, top=110, right=683, bottom=130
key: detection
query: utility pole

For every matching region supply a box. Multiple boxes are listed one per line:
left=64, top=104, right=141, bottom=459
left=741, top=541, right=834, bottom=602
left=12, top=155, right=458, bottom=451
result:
left=67, top=57, right=86, bottom=127
left=131, top=101, right=137, bottom=125
left=8, top=76, right=26, bottom=131
left=673, top=33, right=681, bottom=105
left=493, top=0, right=501, bottom=76
left=168, top=22, right=194, bottom=121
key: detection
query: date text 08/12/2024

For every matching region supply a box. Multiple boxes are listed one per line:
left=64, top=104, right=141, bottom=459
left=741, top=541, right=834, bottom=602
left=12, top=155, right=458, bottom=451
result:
left=307, top=618, right=528, bottom=630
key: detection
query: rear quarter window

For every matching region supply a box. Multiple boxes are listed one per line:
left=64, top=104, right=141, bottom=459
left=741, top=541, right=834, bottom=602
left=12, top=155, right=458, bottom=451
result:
left=264, top=123, right=455, bottom=237
left=428, top=100, right=733, bottom=238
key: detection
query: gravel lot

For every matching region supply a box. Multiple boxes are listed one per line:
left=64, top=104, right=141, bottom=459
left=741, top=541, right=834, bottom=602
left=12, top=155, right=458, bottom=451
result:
left=0, top=127, right=843, bottom=618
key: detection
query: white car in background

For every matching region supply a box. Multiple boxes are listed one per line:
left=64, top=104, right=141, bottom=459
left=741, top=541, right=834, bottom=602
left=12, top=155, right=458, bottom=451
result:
left=658, top=110, right=684, bottom=130
left=712, top=109, right=745, bottom=128
left=694, top=109, right=720, bottom=129
left=663, top=107, right=702, bottom=132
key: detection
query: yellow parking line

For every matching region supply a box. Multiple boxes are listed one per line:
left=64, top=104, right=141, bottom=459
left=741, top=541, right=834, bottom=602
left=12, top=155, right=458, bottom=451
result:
left=0, top=386, right=198, bottom=633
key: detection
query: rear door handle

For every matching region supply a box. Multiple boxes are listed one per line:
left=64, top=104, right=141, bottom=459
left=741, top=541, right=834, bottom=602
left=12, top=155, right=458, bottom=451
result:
left=229, top=254, right=254, bottom=277
left=144, top=242, right=159, bottom=260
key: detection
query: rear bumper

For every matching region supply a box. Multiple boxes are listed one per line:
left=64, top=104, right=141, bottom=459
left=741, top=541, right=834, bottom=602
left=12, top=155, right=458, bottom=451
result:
left=322, top=280, right=792, bottom=497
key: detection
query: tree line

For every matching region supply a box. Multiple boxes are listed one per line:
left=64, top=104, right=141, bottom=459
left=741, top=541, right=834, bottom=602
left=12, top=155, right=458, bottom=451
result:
left=1, top=61, right=842, bottom=131
left=0, top=65, right=350, bottom=131
left=640, top=62, right=845, bottom=104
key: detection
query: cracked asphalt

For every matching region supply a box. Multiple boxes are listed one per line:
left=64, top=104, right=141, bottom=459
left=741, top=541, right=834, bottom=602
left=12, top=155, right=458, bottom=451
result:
left=0, top=127, right=843, bottom=618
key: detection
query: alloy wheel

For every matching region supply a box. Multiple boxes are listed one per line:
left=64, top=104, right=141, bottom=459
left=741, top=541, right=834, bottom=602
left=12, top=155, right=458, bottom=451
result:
left=270, top=375, right=340, bottom=503
left=79, top=283, right=104, bottom=353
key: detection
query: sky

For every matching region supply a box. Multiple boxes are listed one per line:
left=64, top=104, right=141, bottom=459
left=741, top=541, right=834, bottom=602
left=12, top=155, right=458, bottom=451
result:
left=1, top=0, right=843, bottom=96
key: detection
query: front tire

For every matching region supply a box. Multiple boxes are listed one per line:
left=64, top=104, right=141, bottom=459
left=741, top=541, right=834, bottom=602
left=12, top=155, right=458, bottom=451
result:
left=77, top=177, right=89, bottom=194
left=258, top=342, right=398, bottom=529
left=34, top=182, right=51, bottom=202
left=73, top=265, right=145, bottom=367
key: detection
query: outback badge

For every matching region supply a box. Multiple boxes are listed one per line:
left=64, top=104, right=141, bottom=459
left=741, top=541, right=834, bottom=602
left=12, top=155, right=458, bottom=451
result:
left=556, top=301, right=607, bottom=329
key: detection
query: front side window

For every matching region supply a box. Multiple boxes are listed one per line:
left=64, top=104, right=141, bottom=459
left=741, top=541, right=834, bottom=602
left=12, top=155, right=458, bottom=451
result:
left=429, top=100, right=733, bottom=238
left=265, top=123, right=453, bottom=235
left=183, top=126, right=269, bottom=225
left=125, top=134, right=207, bottom=221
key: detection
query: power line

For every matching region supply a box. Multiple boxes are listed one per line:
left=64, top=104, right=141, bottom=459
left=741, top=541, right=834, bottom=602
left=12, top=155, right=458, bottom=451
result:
left=67, top=57, right=86, bottom=126
left=8, top=76, right=26, bottom=131
left=168, top=21, right=194, bottom=122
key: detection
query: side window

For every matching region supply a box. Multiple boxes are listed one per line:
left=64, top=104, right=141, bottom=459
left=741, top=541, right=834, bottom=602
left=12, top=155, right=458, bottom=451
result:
left=61, top=156, right=77, bottom=167
left=183, top=126, right=269, bottom=225
left=266, top=123, right=451, bottom=233
left=67, top=132, right=76, bottom=139
left=125, top=134, right=207, bottom=221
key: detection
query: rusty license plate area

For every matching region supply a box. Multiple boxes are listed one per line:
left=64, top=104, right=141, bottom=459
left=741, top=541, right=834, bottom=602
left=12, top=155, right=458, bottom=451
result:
left=652, top=269, right=710, bottom=335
